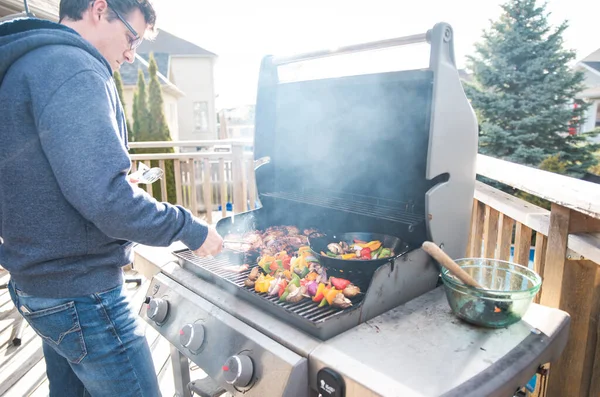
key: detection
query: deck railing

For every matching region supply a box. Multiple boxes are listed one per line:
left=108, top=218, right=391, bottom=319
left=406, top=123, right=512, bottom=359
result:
left=129, top=141, right=600, bottom=396
left=128, top=140, right=256, bottom=224
left=471, top=154, right=600, bottom=397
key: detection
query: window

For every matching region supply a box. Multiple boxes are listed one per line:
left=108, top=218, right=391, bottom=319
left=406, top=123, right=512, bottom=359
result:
left=193, top=101, right=209, bottom=132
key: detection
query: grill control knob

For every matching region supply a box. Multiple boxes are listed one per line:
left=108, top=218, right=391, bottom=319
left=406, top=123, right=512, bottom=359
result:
left=179, top=323, right=205, bottom=353
left=146, top=298, right=169, bottom=324
left=222, top=355, right=253, bottom=388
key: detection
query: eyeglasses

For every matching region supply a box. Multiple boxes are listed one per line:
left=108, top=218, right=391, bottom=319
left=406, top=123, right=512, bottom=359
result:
left=105, top=0, right=143, bottom=50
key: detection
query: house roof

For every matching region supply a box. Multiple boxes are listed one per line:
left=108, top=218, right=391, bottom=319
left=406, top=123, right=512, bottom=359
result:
left=583, top=61, right=600, bottom=73
left=138, top=29, right=217, bottom=57
left=118, top=54, right=184, bottom=97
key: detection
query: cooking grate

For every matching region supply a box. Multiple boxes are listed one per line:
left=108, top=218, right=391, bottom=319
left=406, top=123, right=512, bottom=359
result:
left=173, top=249, right=367, bottom=324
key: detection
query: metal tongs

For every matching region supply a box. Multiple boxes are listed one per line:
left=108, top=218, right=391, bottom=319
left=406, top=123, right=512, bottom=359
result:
left=222, top=239, right=252, bottom=254
left=128, top=163, right=164, bottom=185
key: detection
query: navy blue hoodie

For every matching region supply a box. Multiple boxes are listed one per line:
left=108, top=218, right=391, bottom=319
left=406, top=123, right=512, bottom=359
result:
left=0, top=18, right=208, bottom=298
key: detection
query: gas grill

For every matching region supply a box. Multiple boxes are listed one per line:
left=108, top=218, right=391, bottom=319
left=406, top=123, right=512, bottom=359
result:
left=137, top=22, right=570, bottom=397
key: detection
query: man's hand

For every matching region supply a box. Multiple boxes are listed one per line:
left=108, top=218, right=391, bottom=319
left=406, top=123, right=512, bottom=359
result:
left=193, top=225, right=224, bottom=257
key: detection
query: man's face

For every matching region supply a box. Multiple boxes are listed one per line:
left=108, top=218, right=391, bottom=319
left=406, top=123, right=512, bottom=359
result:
left=89, top=1, right=147, bottom=72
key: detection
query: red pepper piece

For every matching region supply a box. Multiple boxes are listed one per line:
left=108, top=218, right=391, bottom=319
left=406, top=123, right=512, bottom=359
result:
left=330, top=277, right=351, bottom=290
left=360, top=247, right=371, bottom=260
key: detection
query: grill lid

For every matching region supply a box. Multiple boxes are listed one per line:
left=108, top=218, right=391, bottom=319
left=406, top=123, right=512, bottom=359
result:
left=252, top=22, right=478, bottom=259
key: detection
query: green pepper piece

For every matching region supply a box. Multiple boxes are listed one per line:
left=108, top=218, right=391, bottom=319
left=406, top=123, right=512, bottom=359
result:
left=379, top=248, right=391, bottom=258
left=372, top=246, right=383, bottom=258
left=290, top=273, right=301, bottom=287
left=318, top=297, right=328, bottom=307
left=279, top=290, right=290, bottom=302
left=300, top=266, right=310, bottom=278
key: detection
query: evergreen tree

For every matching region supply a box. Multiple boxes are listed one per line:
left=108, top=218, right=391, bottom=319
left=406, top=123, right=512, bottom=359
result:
left=465, top=0, right=599, bottom=177
left=133, top=69, right=150, bottom=142
left=132, top=53, right=177, bottom=204
left=113, top=71, right=133, bottom=143
left=148, top=53, right=171, bottom=141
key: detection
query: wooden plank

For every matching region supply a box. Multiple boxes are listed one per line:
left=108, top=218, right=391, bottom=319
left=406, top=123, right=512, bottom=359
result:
left=4, top=355, right=46, bottom=397
left=591, top=314, right=600, bottom=397
left=465, top=199, right=477, bottom=257
left=496, top=214, right=515, bottom=261
left=483, top=206, right=500, bottom=258
left=159, top=160, right=168, bottom=202
left=189, top=159, right=198, bottom=216
left=231, top=144, right=245, bottom=214
left=476, top=182, right=600, bottom=263
left=468, top=200, right=485, bottom=257
left=203, top=158, right=212, bottom=224
left=541, top=204, right=581, bottom=308
left=476, top=154, right=600, bottom=220
left=145, top=180, right=153, bottom=196
left=514, top=223, right=532, bottom=267
left=174, top=160, right=183, bottom=206
left=546, top=259, right=600, bottom=397
left=533, top=233, right=548, bottom=304
left=219, top=159, right=227, bottom=218
left=474, top=181, right=549, bottom=235
left=0, top=327, right=44, bottom=395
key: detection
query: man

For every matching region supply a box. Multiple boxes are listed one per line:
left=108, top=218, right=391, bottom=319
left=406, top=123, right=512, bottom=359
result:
left=0, top=1, right=223, bottom=396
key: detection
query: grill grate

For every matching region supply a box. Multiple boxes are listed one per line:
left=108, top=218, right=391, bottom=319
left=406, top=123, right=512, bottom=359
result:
left=261, top=190, right=424, bottom=227
left=173, top=249, right=367, bottom=324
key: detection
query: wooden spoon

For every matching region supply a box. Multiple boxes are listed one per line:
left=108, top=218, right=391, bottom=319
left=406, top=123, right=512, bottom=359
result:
left=421, top=241, right=486, bottom=290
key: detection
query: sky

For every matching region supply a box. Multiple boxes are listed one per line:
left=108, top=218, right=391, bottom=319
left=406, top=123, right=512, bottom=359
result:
left=152, top=0, right=599, bottom=109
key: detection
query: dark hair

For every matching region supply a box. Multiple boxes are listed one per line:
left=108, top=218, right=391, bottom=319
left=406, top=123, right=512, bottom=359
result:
left=59, top=0, right=157, bottom=37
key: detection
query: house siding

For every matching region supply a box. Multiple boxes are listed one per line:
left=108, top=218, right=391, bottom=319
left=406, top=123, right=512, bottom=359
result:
left=122, top=86, right=180, bottom=142
left=170, top=56, right=217, bottom=141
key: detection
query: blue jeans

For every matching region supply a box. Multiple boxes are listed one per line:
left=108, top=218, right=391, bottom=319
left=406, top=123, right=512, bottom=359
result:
left=8, top=280, right=161, bottom=397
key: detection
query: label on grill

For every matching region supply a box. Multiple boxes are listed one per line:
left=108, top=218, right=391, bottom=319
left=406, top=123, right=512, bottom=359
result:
left=317, top=368, right=345, bottom=397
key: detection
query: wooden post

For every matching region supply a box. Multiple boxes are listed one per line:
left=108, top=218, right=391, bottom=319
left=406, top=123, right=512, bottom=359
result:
left=174, top=160, right=183, bottom=206
left=159, top=160, right=168, bottom=202
left=533, top=233, right=547, bottom=304
left=540, top=203, right=600, bottom=397
left=203, top=158, right=213, bottom=224
left=467, top=200, right=486, bottom=257
left=219, top=159, right=227, bottom=217
left=483, top=206, right=500, bottom=258
left=231, top=144, right=245, bottom=214
left=496, top=214, right=515, bottom=261
left=189, top=159, right=198, bottom=216
left=513, top=223, right=532, bottom=267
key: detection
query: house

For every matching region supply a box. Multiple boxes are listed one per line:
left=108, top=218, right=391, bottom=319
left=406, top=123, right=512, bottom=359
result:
left=0, top=0, right=57, bottom=21
left=118, top=54, right=185, bottom=141
left=0, top=2, right=218, bottom=144
left=135, top=29, right=218, bottom=143
left=576, top=50, right=600, bottom=140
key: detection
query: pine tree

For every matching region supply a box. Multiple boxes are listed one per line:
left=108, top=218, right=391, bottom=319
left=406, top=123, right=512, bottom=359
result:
left=148, top=53, right=171, bottom=141
left=113, top=71, right=133, bottom=143
left=135, top=53, right=177, bottom=204
left=133, top=69, right=150, bottom=142
left=465, top=0, right=599, bottom=177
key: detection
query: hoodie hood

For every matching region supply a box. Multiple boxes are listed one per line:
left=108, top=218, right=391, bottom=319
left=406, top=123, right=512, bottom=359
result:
left=0, top=17, right=111, bottom=84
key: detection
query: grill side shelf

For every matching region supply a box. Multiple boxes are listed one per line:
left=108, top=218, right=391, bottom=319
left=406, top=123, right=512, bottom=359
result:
left=172, top=249, right=365, bottom=340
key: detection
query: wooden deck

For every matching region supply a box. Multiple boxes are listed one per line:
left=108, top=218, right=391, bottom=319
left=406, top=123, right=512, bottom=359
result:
left=0, top=268, right=210, bottom=397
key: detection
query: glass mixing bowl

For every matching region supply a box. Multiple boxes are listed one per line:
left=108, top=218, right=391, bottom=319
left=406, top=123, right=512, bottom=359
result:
left=440, top=258, right=542, bottom=328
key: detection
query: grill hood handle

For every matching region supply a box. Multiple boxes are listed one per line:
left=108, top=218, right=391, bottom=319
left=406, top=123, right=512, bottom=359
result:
left=271, top=33, right=428, bottom=66
left=254, top=156, right=271, bottom=171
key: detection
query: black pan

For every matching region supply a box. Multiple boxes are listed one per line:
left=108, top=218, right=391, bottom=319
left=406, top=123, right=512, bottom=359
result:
left=308, top=232, right=410, bottom=278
